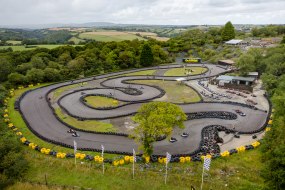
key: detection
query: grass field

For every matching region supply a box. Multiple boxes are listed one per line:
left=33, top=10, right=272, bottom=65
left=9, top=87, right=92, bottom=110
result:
left=68, top=36, right=86, bottom=44
left=84, top=96, right=123, bottom=108
left=55, top=107, right=115, bottom=132
left=164, top=67, right=208, bottom=76
left=6, top=40, right=22, bottom=45
left=129, top=80, right=201, bottom=103
left=0, top=44, right=82, bottom=51
left=127, top=32, right=170, bottom=41
left=7, top=148, right=264, bottom=190
left=79, top=31, right=145, bottom=42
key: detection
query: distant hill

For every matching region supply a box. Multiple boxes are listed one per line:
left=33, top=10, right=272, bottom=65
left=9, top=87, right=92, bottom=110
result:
left=0, top=22, right=117, bottom=29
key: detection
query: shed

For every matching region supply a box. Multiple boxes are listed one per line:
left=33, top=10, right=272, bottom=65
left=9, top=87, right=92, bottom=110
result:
left=218, top=59, right=235, bottom=66
left=225, top=39, right=248, bottom=46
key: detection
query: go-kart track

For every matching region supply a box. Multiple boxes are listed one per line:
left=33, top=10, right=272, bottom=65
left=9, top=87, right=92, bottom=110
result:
left=18, top=63, right=270, bottom=156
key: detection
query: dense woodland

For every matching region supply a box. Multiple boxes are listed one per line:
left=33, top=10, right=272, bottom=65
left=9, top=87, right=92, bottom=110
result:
left=0, top=40, right=171, bottom=88
left=0, top=29, right=74, bottom=45
left=166, top=22, right=243, bottom=62
left=0, top=23, right=285, bottom=188
left=237, top=45, right=285, bottom=189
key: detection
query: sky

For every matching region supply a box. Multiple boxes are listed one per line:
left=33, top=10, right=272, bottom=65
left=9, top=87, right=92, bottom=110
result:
left=0, top=0, right=284, bottom=26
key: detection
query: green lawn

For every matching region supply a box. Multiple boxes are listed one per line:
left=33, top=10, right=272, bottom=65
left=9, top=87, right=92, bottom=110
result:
left=85, top=96, right=123, bottom=108
left=164, top=67, right=208, bottom=76
left=7, top=148, right=264, bottom=190
left=55, top=107, right=115, bottom=132
left=129, top=80, right=201, bottom=103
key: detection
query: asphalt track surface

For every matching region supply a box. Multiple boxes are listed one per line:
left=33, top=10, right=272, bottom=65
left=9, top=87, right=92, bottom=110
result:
left=19, top=63, right=269, bottom=155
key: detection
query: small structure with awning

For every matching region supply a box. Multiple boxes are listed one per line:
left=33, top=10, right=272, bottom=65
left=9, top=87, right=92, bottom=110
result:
left=216, top=75, right=255, bottom=86
left=176, top=77, right=186, bottom=85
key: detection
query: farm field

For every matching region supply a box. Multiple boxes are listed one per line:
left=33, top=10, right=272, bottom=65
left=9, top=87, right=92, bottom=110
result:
left=127, top=31, right=170, bottom=41
left=6, top=40, right=22, bottom=45
left=68, top=36, right=86, bottom=44
left=0, top=44, right=82, bottom=51
left=79, top=31, right=145, bottom=42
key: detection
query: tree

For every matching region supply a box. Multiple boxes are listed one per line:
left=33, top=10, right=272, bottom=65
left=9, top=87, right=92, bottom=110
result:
left=132, top=102, right=187, bottom=156
left=43, top=68, right=61, bottom=82
left=67, top=58, right=86, bottom=77
left=118, top=51, right=136, bottom=69
left=281, top=36, right=285, bottom=44
left=140, top=43, right=154, bottom=67
left=0, top=122, right=29, bottom=188
left=222, top=21, right=235, bottom=41
left=30, top=56, right=46, bottom=69
left=261, top=82, right=285, bottom=189
left=0, top=57, right=13, bottom=82
left=25, top=68, right=44, bottom=83
left=237, top=53, right=255, bottom=75
left=8, top=72, right=26, bottom=86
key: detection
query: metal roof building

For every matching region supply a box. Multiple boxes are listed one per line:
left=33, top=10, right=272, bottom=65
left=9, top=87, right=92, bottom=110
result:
left=216, top=75, right=255, bottom=86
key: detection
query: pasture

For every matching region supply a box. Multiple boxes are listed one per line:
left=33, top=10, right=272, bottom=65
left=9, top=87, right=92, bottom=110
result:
left=79, top=31, right=145, bottom=42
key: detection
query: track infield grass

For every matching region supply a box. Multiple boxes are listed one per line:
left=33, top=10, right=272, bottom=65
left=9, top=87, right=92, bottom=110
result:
left=55, top=107, right=116, bottom=132
left=84, top=96, right=123, bottom=108
left=129, top=80, right=201, bottom=103
left=164, top=67, right=208, bottom=76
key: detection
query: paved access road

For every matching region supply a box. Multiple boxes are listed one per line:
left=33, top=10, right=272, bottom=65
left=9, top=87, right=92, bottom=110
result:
left=19, top=63, right=269, bottom=155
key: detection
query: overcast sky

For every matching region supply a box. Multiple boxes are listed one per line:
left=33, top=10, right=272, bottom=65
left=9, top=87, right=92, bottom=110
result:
left=0, top=0, right=284, bottom=26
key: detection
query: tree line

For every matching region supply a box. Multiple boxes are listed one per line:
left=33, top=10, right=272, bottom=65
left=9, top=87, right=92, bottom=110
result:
left=237, top=45, right=285, bottom=189
left=0, top=39, right=172, bottom=88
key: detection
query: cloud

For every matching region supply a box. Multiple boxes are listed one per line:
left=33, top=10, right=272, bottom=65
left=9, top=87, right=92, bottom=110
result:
left=0, top=0, right=284, bottom=26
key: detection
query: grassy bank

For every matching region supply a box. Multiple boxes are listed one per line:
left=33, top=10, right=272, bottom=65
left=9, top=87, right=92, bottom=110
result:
left=6, top=148, right=264, bottom=190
